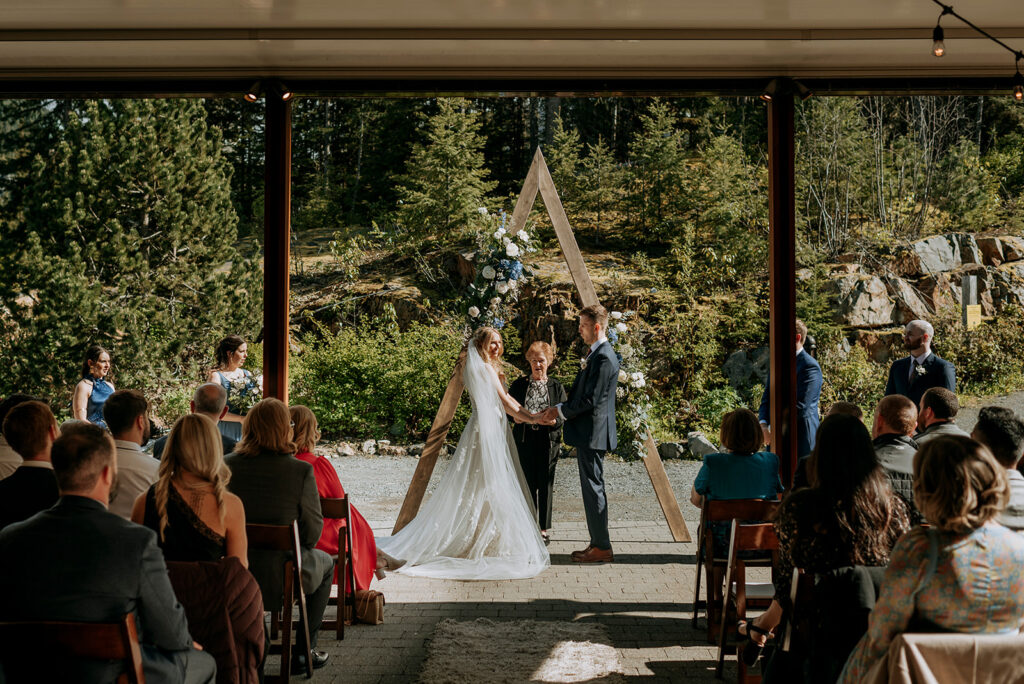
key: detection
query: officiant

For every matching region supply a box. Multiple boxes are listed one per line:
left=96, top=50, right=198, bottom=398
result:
left=509, top=341, right=568, bottom=542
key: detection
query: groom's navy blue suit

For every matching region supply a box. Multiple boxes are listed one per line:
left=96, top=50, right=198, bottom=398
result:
left=885, top=353, right=956, bottom=407
left=561, top=339, right=619, bottom=551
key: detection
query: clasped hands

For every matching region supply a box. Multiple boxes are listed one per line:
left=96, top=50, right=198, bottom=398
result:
left=515, top=406, right=558, bottom=426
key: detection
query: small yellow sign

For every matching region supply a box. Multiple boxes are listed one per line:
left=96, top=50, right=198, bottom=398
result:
left=965, top=305, right=982, bottom=330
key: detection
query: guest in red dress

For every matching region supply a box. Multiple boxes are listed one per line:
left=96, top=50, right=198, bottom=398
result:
left=290, top=405, right=378, bottom=592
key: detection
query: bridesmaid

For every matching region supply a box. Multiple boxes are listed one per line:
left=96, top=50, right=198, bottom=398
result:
left=290, top=405, right=382, bottom=591
left=208, top=335, right=258, bottom=442
left=72, top=345, right=114, bottom=429
left=508, top=341, right=567, bottom=542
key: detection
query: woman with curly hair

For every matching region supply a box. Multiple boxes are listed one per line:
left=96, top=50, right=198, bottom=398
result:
left=131, top=413, right=248, bottom=566
left=839, top=435, right=1024, bottom=682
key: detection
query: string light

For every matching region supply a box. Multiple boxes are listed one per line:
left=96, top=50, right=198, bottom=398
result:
left=928, top=1, right=1024, bottom=100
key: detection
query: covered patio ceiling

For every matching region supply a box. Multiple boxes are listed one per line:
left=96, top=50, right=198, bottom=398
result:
left=1, top=0, right=1022, bottom=91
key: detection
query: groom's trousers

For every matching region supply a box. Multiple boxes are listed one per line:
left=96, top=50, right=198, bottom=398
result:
left=577, top=446, right=611, bottom=550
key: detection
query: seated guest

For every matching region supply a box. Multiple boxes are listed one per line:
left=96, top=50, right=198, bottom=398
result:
left=104, top=389, right=159, bottom=519
left=0, top=394, right=38, bottom=480
left=743, top=415, right=910, bottom=681
left=132, top=413, right=248, bottom=566
left=690, top=408, right=784, bottom=554
left=59, top=418, right=92, bottom=436
left=971, top=406, right=1024, bottom=531
left=0, top=401, right=59, bottom=531
left=840, top=436, right=1024, bottom=682
left=225, top=399, right=333, bottom=673
left=0, top=425, right=215, bottom=684
left=153, top=384, right=236, bottom=460
left=915, top=387, right=968, bottom=445
left=871, top=395, right=919, bottom=512
left=827, top=401, right=864, bottom=422
left=72, top=344, right=115, bottom=428
left=291, top=405, right=382, bottom=591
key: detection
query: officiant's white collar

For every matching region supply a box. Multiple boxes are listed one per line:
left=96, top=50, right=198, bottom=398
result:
left=589, top=337, right=608, bottom=356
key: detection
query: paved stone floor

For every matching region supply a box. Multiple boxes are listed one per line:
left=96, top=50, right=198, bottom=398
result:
left=296, top=518, right=748, bottom=684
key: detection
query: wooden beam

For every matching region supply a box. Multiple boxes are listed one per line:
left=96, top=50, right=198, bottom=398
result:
left=642, top=435, right=691, bottom=542
left=263, top=95, right=291, bottom=403
left=392, top=355, right=466, bottom=534
left=507, top=148, right=542, bottom=236
left=767, top=84, right=798, bottom=487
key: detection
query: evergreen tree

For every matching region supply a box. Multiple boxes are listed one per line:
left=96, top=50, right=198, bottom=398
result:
left=546, top=114, right=583, bottom=215
left=626, top=100, right=688, bottom=240
left=0, top=99, right=262, bottom=402
left=580, top=137, right=624, bottom=243
left=397, top=98, right=496, bottom=235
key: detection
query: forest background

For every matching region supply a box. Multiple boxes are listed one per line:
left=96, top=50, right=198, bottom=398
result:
left=1, top=95, right=1023, bottom=456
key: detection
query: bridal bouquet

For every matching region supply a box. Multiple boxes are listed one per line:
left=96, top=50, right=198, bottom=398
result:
left=465, top=208, right=536, bottom=330
left=227, top=375, right=263, bottom=415
left=608, top=310, right=654, bottom=460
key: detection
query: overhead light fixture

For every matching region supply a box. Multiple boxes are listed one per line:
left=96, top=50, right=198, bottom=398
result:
left=759, top=79, right=779, bottom=103
left=794, top=80, right=814, bottom=101
left=1014, top=62, right=1024, bottom=101
left=243, top=82, right=261, bottom=102
left=932, top=24, right=945, bottom=57
left=266, top=80, right=293, bottom=101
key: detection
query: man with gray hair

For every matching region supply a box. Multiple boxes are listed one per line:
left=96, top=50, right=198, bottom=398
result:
left=152, top=383, right=236, bottom=460
left=884, top=319, right=956, bottom=407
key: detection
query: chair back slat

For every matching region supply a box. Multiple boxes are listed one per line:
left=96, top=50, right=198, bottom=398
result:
left=732, top=522, right=780, bottom=553
left=245, top=522, right=295, bottom=551
left=704, top=498, right=779, bottom=523
left=0, top=613, right=145, bottom=683
left=320, top=496, right=349, bottom=520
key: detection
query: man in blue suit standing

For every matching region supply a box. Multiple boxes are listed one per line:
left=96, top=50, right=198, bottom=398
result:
left=758, top=319, right=823, bottom=462
left=884, top=319, right=956, bottom=407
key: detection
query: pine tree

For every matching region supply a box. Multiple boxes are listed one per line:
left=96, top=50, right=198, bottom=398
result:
left=580, top=137, right=624, bottom=243
left=545, top=114, right=583, bottom=221
left=626, top=100, right=688, bottom=240
left=0, top=99, right=262, bottom=402
left=397, top=98, right=496, bottom=235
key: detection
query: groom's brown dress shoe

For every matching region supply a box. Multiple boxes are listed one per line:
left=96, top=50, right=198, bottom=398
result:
left=570, top=545, right=593, bottom=560
left=572, top=546, right=613, bottom=563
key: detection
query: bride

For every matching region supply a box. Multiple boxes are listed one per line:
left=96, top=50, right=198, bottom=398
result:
left=376, top=327, right=551, bottom=580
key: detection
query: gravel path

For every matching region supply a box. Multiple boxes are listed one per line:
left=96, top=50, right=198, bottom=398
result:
left=330, top=388, right=1024, bottom=528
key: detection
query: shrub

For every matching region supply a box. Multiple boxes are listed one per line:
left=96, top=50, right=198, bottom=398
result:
left=817, top=343, right=887, bottom=419
left=291, top=320, right=471, bottom=440
left=935, top=307, right=1024, bottom=397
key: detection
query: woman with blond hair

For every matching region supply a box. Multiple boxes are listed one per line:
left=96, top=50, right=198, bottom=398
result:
left=840, top=436, right=1024, bottom=682
left=131, top=413, right=248, bottom=566
left=291, top=405, right=382, bottom=590
left=224, top=398, right=334, bottom=672
left=375, top=326, right=551, bottom=580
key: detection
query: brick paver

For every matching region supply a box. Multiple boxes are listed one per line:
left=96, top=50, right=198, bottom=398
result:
left=295, top=519, right=750, bottom=683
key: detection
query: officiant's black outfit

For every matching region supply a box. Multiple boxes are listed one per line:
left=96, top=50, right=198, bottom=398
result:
left=509, top=375, right=567, bottom=531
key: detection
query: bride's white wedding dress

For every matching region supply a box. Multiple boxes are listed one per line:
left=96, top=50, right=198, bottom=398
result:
left=376, top=346, right=550, bottom=580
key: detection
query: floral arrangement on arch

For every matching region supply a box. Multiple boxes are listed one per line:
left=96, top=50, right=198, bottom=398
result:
left=608, top=310, right=653, bottom=460
left=465, top=208, right=536, bottom=330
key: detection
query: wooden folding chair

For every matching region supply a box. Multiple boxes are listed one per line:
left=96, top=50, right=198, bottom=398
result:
left=715, top=520, right=780, bottom=682
left=320, top=496, right=357, bottom=640
left=693, top=499, right=779, bottom=643
left=0, top=613, right=145, bottom=683
left=246, top=521, right=313, bottom=682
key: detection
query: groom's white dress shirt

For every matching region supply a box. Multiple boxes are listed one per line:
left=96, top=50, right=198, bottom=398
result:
left=907, top=350, right=932, bottom=381
left=556, top=337, right=608, bottom=421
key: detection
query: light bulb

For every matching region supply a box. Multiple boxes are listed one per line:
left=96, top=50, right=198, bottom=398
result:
left=932, top=25, right=945, bottom=57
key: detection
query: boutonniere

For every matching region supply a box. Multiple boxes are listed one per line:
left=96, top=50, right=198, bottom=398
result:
left=580, top=358, right=588, bottom=371
left=914, top=364, right=927, bottom=377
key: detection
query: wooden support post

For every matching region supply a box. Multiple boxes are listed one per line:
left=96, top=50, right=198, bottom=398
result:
left=264, top=95, right=292, bottom=403
left=767, top=82, right=798, bottom=487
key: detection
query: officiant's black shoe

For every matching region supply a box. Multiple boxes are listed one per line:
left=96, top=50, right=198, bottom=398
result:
left=572, top=546, right=613, bottom=563
left=291, top=649, right=329, bottom=674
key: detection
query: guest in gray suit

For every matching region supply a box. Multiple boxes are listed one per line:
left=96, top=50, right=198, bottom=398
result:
left=0, top=425, right=215, bottom=684
left=971, top=406, right=1024, bottom=531
left=916, top=387, right=969, bottom=446
left=539, top=304, right=619, bottom=563
left=224, top=398, right=333, bottom=674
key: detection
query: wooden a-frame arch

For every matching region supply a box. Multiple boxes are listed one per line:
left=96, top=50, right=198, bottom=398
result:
left=392, top=148, right=691, bottom=543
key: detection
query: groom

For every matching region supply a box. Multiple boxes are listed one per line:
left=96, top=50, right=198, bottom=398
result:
left=539, top=304, right=619, bottom=563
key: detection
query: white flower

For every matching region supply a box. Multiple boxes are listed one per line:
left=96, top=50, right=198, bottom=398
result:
left=580, top=358, right=588, bottom=370
left=490, top=297, right=501, bottom=306
left=495, top=281, right=509, bottom=294
left=503, top=237, right=512, bottom=246
left=618, top=370, right=628, bottom=384
left=468, top=306, right=480, bottom=318
left=615, top=322, right=627, bottom=333
left=611, top=311, right=623, bottom=320
left=481, top=265, right=496, bottom=280
left=505, top=243, right=520, bottom=258
left=493, top=229, right=505, bottom=240
left=620, top=344, right=634, bottom=359
left=517, top=230, right=530, bottom=242
left=478, top=207, right=489, bottom=215
left=633, top=377, right=646, bottom=389
left=507, top=277, right=519, bottom=289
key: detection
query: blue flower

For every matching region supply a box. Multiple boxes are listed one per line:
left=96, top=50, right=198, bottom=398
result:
left=499, top=259, right=512, bottom=271
left=608, top=328, right=619, bottom=344
left=494, top=319, right=505, bottom=329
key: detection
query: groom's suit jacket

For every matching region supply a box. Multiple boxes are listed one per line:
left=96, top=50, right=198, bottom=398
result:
left=885, top=353, right=956, bottom=407
left=562, top=340, right=619, bottom=452
left=758, top=349, right=823, bottom=459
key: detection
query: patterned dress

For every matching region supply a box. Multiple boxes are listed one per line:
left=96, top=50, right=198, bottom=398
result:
left=839, top=524, right=1024, bottom=682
